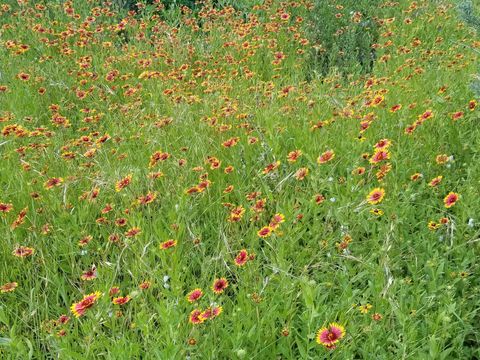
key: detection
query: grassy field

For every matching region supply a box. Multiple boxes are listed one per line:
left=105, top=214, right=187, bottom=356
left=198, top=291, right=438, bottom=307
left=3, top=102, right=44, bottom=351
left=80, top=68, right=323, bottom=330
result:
left=0, top=0, right=479, bottom=358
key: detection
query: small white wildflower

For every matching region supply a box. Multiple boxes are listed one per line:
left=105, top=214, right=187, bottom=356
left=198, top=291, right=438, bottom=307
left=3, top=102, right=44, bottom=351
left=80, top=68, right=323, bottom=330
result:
left=163, top=275, right=170, bottom=288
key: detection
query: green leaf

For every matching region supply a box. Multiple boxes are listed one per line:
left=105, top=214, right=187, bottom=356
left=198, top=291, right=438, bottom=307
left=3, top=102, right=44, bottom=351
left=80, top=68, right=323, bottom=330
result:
left=0, top=338, right=12, bottom=346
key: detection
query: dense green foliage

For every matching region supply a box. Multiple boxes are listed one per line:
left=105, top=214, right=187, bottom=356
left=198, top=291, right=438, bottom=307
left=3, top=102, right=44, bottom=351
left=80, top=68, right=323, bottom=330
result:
left=458, top=0, right=480, bottom=97
left=0, top=0, right=479, bottom=359
left=306, top=0, right=384, bottom=78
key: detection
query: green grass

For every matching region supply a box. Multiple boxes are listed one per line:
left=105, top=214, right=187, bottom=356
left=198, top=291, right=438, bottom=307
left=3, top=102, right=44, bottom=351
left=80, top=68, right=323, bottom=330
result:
left=0, top=0, right=479, bottom=359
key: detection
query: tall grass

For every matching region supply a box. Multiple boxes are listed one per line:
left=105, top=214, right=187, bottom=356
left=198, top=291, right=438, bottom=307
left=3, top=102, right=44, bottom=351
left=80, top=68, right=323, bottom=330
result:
left=0, top=0, right=479, bottom=359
